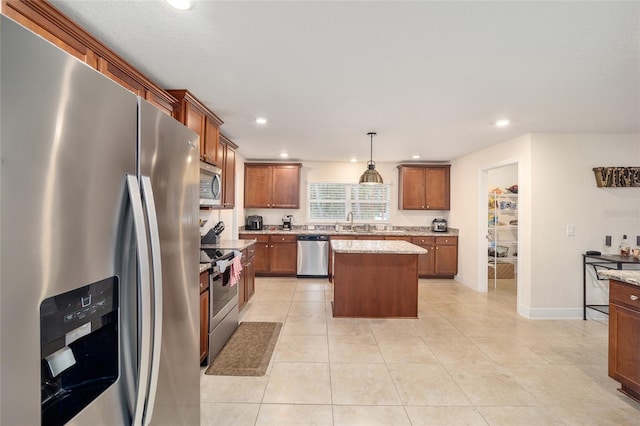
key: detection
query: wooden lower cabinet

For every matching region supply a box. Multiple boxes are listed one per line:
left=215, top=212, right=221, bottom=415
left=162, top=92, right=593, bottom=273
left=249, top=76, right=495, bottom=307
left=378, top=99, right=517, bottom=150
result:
left=609, top=279, right=640, bottom=402
left=238, top=244, right=256, bottom=310
left=239, top=234, right=297, bottom=277
left=199, top=270, right=210, bottom=364
left=411, top=235, right=458, bottom=278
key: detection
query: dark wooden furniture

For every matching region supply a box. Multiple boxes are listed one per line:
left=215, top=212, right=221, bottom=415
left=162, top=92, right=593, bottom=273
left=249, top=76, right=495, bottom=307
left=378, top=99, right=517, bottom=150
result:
left=239, top=234, right=297, bottom=276
left=199, top=269, right=210, bottom=364
left=411, top=235, right=458, bottom=278
left=3, top=0, right=176, bottom=116
left=219, top=134, right=237, bottom=209
left=582, top=254, right=640, bottom=319
left=398, top=164, right=451, bottom=210
left=238, top=244, right=256, bottom=310
left=244, top=163, right=302, bottom=208
left=609, top=279, right=640, bottom=402
left=167, top=89, right=224, bottom=166
left=332, top=250, right=419, bottom=318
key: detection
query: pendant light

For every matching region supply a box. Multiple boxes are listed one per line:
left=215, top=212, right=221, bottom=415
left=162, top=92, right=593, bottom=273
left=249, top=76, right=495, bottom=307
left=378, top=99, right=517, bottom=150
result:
left=359, top=132, right=384, bottom=184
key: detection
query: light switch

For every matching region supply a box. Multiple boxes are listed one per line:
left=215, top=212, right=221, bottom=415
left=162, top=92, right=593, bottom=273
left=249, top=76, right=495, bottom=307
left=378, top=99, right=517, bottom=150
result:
left=567, top=225, right=575, bottom=236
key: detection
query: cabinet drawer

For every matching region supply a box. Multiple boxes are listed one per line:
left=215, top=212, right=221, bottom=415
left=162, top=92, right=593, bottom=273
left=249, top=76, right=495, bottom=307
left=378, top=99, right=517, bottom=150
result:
left=271, top=234, right=297, bottom=243
left=411, top=236, right=434, bottom=245
left=250, top=234, right=269, bottom=243
left=610, top=280, right=640, bottom=310
left=435, top=236, right=457, bottom=245
left=199, top=271, right=209, bottom=293
left=245, top=244, right=256, bottom=259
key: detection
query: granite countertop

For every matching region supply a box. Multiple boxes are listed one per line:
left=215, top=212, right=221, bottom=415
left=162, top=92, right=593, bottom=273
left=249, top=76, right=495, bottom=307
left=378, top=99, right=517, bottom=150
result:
left=331, top=239, right=428, bottom=255
left=199, top=263, right=211, bottom=274
left=599, top=270, right=640, bottom=287
left=238, top=227, right=458, bottom=237
left=201, top=238, right=257, bottom=251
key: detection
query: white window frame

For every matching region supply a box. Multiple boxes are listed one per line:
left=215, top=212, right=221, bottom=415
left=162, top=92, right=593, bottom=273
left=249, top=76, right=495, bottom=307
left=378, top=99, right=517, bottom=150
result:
left=307, top=182, right=391, bottom=223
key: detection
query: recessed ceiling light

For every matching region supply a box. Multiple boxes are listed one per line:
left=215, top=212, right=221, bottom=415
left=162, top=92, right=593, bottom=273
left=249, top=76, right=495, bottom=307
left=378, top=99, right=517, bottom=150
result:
left=350, top=158, right=357, bottom=163
left=412, top=154, right=420, bottom=160
left=255, top=117, right=268, bottom=125
left=495, top=119, right=510, bottom=127
left=280, top=152, right=288, bottom=158
left=165, top=0, right=195, bottom=11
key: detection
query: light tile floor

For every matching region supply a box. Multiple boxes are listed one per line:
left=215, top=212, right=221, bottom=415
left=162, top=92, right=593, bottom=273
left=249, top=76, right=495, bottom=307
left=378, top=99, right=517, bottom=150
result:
left=201, top=278, right=640, bottom=425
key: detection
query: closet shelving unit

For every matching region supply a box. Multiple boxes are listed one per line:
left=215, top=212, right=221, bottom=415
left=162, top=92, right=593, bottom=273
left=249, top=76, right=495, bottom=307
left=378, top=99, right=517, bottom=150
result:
left=488, top=190, right=518, bottom=288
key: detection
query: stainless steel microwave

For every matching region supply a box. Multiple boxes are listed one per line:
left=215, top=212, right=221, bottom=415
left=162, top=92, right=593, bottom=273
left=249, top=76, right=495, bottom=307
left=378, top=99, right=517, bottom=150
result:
left=200, top=162, right=222, bottom=206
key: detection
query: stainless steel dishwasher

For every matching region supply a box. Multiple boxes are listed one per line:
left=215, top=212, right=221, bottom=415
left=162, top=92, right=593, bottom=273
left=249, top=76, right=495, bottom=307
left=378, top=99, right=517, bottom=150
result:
left=297, top=235, right=329, bottom=277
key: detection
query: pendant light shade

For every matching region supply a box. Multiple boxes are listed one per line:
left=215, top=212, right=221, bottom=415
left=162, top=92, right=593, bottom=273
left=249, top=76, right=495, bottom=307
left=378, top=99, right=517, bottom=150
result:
left=359, top=132, right=383, bottom=184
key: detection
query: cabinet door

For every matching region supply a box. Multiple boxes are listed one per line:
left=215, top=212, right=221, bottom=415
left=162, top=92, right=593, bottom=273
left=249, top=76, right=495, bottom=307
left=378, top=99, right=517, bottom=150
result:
left=424, top=167, right=450, bottom=210
left=412, top=236, right=435, bottom=276
left=244, top=165, right=273, bottom=208
left=184, top=104, right=206, bottom=157
left=609, top=303, right=640, bottom=395
left=97, top=57, right=145, bottom=97
left=399, top=167, right=426, bottom=209
left=269, top=242, right=297, bottom=275
left=223, top=144, right=236, bottom=208
left=199, top=290, right=209, bottom=363
left=203, top=118, right=219, bottom=165
left=237, top=264, right=247, bottom=310
left=272, top=165, right=301, bottom=208
left=245, top=257, right=255, bottom=300
left=435, top=237, right=458, bottom=276
left=254, top=241, right=270, bottom=274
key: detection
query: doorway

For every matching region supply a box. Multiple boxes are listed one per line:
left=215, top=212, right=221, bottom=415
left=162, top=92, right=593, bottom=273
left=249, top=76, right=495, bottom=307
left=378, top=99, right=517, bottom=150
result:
left=479, top=162, right=519, bottom=305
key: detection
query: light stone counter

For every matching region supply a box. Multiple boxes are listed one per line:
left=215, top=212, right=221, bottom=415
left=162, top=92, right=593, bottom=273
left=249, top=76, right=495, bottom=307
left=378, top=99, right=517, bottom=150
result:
left=330, top=239, right=427, bottom=255
left=598, top=270, right=640, bottom=287
left=201, top=238, right=257, bottom=251
left=199, top=263, right=211, bottom=274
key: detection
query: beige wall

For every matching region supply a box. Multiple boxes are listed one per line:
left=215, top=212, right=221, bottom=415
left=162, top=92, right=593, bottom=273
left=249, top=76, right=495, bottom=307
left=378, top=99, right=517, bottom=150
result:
left=451, top=132, right=640, bottom=318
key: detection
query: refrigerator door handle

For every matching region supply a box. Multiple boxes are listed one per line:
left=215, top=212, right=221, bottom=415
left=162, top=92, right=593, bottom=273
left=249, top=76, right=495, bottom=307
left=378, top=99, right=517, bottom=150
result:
left=126, top=175, right=153, bottom=426
left=140, top=176, right=163, bottom=425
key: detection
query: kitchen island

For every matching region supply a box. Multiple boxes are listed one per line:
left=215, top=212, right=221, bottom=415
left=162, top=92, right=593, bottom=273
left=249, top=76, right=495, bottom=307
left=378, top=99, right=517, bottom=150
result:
left=331, top=240, right=427, bottom=318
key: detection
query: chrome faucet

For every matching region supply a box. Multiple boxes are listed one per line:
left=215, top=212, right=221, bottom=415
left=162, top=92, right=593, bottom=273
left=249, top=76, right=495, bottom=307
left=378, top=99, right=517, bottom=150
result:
left=346, top=211, right=353, bottom=230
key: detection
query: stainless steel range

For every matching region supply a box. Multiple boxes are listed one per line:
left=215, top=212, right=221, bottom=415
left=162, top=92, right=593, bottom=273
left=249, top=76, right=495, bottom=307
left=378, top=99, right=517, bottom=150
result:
left=201, top=249, right=239, bottom=364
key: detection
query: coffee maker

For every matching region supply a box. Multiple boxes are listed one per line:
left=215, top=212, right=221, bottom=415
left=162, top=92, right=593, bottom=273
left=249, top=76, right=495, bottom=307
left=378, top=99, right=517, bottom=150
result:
left=282, top=215, right=293, bottom=231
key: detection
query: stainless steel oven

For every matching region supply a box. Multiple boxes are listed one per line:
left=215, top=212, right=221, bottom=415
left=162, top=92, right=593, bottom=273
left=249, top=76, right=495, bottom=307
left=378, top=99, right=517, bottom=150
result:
left=202, top=250, right=239, bottom=363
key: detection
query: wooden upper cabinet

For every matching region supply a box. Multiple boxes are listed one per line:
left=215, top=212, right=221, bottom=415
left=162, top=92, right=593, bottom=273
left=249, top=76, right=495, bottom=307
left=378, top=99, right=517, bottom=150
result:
left=204, top=118, right=220, bottom=166
left=220, top=134, right=236, bottom=209
left=244, top=163, right=302, bottom=209
left=3, top=0, right=177, bottom=117
left=398, top=164, right=450, bottom=210
left=168, top=90, right=223, bottom=166
left=97, top=57, right=145, bottom=97
left=272, top=165, right=301, bottom=208
left=244, top=164, right=272, bottom=208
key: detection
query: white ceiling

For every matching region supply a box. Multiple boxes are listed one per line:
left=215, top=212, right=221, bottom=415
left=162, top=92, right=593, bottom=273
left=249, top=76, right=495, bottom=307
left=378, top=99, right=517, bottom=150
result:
left=50, top=0, right=639, bottom=163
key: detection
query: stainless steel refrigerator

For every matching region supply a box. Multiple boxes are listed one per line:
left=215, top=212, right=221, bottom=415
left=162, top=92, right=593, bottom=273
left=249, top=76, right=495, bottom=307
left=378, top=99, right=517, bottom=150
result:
left=0, top=16, right=200, bottom=425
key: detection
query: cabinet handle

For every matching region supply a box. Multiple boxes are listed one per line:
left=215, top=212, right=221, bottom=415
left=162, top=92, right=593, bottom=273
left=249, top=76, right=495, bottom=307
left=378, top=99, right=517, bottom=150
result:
left=631, top=295, right=639, bottom=301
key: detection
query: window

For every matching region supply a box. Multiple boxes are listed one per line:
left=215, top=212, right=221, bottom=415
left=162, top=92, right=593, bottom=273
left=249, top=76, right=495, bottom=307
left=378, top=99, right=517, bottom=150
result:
left=308, top=183, right=390, bottom=222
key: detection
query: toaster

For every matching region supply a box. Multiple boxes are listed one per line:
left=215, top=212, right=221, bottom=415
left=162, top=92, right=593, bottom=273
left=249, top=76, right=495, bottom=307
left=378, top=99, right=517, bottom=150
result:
left=246, top=215, right=263, bottom=231
left=431, top=218, right=448, bottom=232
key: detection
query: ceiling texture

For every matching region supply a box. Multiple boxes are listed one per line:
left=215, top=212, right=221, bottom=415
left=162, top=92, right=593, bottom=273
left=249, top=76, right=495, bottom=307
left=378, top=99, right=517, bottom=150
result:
left=50, top=0, right=639, bottom=163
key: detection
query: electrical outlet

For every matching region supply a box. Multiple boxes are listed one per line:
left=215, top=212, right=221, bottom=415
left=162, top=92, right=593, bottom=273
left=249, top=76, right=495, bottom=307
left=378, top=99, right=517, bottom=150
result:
left=605, top=235, right=612, bottom=246
left=566, top=225, right=575, bottom=236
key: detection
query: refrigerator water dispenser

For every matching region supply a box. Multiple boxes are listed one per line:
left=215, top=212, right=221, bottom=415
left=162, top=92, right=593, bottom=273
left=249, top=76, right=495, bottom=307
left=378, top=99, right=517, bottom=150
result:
left=40, top=277, right=119, bottom=426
